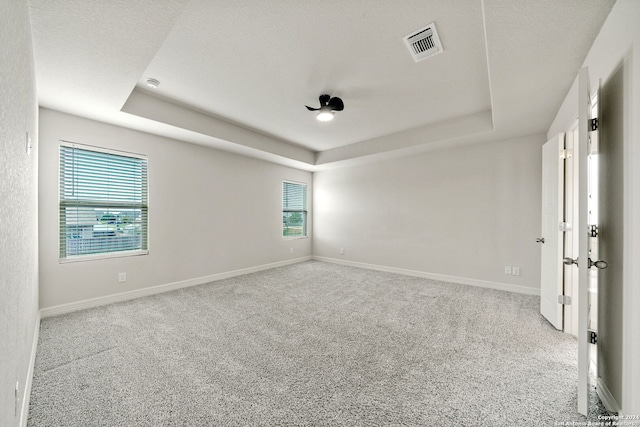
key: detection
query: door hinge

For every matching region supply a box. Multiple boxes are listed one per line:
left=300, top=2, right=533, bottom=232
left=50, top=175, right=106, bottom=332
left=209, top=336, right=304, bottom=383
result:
left=589, top=330, right=598, bottom=345
left=589, top=224, right=599, bottom=237
left=559, top=222, right=572, bottom=232
left=560, top=149, right=573, bottom=159
left=558, top=295, right=572, bottom=305
left=589, top=118, right=598, bottom=131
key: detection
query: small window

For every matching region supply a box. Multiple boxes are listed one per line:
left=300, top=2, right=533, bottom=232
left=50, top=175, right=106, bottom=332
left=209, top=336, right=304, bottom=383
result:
left=59, top=142, right=148, bottom=260
left=282, top=181, right=307, bottom=238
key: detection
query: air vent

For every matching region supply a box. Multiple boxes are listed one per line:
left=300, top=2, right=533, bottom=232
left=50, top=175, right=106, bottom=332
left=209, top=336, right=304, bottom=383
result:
left=403, top=22, right=443, bottom=62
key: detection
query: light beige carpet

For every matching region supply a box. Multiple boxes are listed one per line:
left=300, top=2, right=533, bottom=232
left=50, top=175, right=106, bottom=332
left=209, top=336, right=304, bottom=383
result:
left=28, top=261, right=606, bottom=426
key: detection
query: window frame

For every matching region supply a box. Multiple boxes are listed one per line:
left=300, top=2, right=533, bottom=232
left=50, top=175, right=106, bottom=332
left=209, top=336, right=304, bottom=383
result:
left=59, top=141, right=149, bottom=263
left=282, top=180, right=308, bottom=239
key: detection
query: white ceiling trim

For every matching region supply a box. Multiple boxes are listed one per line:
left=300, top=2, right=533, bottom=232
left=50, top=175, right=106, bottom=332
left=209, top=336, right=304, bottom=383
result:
left=122, top=89, right=315, bottom=165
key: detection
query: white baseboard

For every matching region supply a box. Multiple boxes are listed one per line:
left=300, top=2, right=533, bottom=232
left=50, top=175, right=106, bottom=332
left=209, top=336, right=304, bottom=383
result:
left=597, top=376, right=621, bottom=413
left=312, top=256, right=540, bottom=296
left=40, top=257, right=312, bottom=318
left=21, top=310, right=41, bottom=427
left=39, top=256, right=538, bottom=318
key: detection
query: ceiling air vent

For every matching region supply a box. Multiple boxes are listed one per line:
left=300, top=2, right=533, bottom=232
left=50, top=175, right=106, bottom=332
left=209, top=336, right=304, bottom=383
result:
left=403, top=22, right=443, bottom=63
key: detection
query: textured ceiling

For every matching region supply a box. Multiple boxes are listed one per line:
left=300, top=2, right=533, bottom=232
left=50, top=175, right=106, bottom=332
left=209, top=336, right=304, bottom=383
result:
left=28, top=0, right=616, bottom=170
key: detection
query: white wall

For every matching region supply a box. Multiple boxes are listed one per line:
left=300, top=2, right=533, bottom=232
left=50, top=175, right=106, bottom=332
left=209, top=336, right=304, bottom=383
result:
left=0, top=2, right=40, bottom=426
left=313, top=134, right=545, bottom=293
left=548, top=0, right=640, bottom=415
left=39, top=109, right=312, bottom=309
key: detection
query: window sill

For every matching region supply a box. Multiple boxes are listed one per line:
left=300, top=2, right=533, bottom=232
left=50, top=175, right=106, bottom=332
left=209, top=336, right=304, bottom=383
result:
left=59, top=250, right=149, bottom=264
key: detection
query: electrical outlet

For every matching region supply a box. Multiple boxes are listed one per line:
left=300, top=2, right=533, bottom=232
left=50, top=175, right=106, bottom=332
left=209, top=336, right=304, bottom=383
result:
left=504, top=266, right=512, bottom=275
left=289, top=248, right=293, bottom=254
left=118, top=272, right=127, bottom=283
left=512, top=267, right=521, bottom=276
left=25, top=132, right=32, bottom=157
left=15, top=381, right=20, bottom=416
left=339, top=248, right=345, bottom=255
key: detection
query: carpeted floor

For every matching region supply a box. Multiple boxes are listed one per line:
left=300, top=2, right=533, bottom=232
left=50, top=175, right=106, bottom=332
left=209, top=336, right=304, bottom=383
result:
left=29, top=261, right=607, bottom=426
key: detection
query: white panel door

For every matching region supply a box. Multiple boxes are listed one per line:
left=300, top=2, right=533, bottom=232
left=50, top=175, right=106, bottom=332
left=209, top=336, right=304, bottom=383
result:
left=596, top=65, right=623, bottom=412
left=540, top=134, right=565, bottom=330
left=576, top=66, right=593, bottom=416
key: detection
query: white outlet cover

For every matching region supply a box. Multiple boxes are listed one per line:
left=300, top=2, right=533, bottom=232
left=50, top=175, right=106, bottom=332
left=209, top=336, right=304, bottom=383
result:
left=26, top=133, right=32, bottom=157
left=15, top=381, right=20, bottom=416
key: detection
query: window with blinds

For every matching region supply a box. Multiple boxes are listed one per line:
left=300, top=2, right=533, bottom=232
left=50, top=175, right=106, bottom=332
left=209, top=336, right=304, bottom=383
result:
left=282, top=181, right=307, bottom=238
left=59, top=143, right=148, bottom=259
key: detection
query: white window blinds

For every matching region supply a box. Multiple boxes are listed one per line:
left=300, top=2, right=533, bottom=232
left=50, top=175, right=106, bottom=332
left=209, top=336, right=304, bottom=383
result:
left=282, top=181, right=307, bottom=238
left=59, top=143, right=148, bottom=259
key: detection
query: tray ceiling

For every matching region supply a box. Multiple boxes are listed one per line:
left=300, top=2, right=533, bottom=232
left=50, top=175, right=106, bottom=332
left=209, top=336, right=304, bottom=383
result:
left=29, top=0, right=616, bottom=170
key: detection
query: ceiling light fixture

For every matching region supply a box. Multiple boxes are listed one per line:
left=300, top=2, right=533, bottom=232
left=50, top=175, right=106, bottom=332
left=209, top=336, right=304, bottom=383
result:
left=145, top=78, right=160, bottom=89
left=306, top=94, right=344, bottom=122
left=316, top=107, right=335, bottom=122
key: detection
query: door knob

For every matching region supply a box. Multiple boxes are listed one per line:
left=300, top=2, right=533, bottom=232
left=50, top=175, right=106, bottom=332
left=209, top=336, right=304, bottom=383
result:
left=589, top=259, right=608, bottom=269
left=536, top=237, right=545, bottom=243
left=563, top=257, right=607, bottom=269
